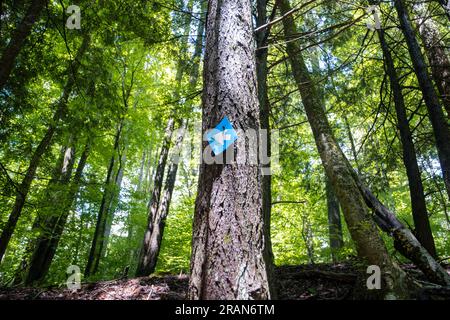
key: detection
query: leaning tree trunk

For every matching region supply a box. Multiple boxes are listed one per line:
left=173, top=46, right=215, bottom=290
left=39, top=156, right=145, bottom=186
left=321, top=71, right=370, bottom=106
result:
left=414, top=3, right=450, bottom=120
left=371, top=0, right=437, bottom=258
left=24, top=142, right=89, bottom=285
left=279, top=0, right=411, bottom=299
left=0, top=34, right=90, bottom=263
left=0, top=0, right=47, bottom=90
left=188, top=0, right=271, bottom=300
left=394, top=0, right=450, bottom=201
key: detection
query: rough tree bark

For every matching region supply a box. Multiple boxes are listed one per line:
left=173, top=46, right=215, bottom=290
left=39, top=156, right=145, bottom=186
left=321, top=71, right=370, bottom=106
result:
left=394, top=0, right=450, bottom=201
left=414, top=3, right=450, bottom=120
left=371, top=0, right=437, bottom=258
left=0, top=34, right=90, bottom=263
left=188, top=0, right=271, bottom=300
left=0, top=0, right=47, bottom=90
left=24, top=142, right=90, bottom=284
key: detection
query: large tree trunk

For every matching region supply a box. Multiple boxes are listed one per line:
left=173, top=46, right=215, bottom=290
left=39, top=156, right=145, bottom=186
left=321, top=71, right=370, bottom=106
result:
left=394, top=0, right=450, bottom=201
left=326, top=178, right=343, bottom=263
left=0, top=34, right=90, bottom=263
left=188, top=0, right=271, bottom=300
left=414, top=3, right=450, bottom=120
left=135, top=0, right=206, bottom=276
left=24, top=142, right=90, bottom=284
left=371, top=1, right=437, bottom=258
left=278, top=0, right=411, bottom=299
left=256, top=0, right=277, bottom=297
left=0, top=0, right=47, bottom=90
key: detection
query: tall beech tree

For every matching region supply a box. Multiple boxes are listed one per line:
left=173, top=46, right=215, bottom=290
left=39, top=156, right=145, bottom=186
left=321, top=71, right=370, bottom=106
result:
left=188, top=0, right=271, bottom=300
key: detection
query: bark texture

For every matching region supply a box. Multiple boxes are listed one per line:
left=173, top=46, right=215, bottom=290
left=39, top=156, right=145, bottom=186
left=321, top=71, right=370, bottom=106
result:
left=188, top=0, right=271, bottom=300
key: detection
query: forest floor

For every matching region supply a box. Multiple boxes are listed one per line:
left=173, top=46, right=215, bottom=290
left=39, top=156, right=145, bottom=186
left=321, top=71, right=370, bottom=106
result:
left=0, top=263, right=449, bottom=300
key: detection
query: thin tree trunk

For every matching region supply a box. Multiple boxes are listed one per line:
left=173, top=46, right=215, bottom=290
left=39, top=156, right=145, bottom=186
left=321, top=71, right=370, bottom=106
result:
left=326, top=178, right=343, bottom=263
left=371, top=7, right=437, bottom=257
left=13, top=141, right=76, bottom=284
left=101, top=146, right=127, bottom=258
left=188, top=0, right=271, bottom=300
left=85, top=121, right=124, bottom=277
left=138, top=120, right=187, bottom=275
left=0, top=34, right=90, bottom=263
left=136, top=0, right=206, bottom=276
left=24, top=142, right=89, bottom=284
left=415, top=3, right=450, bottom=120
left=394, top=0, right=450, bottom=201
left=135, top=118, right=174, bottom=276
left=278, top=0, right=410, bottom=298
left=135, top=0, right=197, bottom=277
left=256, top=0, right=277, bottom=297
left=0, top=0, right=47, bottom=90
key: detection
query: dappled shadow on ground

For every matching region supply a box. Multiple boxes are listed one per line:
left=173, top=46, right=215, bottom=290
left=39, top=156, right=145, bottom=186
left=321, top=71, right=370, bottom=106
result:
left=0, top=263, right=449, bottom=300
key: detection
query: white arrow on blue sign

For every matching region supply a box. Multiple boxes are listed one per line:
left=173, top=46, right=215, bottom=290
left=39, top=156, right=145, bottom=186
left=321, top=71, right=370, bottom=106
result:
left=206, top=117, right=238, bottom=156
